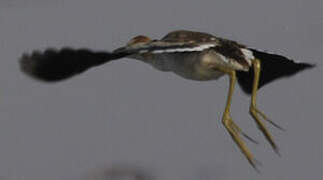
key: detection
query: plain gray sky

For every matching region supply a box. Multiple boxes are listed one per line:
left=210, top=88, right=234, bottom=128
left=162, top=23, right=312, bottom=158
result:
left=1, top=0, right=322, bottom=180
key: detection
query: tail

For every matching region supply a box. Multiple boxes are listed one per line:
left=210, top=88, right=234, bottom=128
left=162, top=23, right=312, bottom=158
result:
left=237, top=49, right=315, bottom=94
left=20, top=48, right=129, bottom=82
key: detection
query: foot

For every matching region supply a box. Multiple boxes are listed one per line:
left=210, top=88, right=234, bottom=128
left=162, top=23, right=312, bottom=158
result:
left=222, top=113, right=260, bottom=170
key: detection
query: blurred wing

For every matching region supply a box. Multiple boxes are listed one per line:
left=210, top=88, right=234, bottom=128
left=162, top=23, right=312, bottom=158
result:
left=20, top=48, right=130, bottom=82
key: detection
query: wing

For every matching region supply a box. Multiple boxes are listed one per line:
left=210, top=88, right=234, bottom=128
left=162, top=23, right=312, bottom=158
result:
left=113, top=30, right=219, bottom=55
left=162, top=31, right=252, bottom=67
left=212, top=38, right=252, bottom=69
left=120, top=31, right=251, bottom=69
left=20, top=48, right=130, bottom=82
left=161, top=30, right=216, bottom=43
left=237, top=49, right=315, bottom=94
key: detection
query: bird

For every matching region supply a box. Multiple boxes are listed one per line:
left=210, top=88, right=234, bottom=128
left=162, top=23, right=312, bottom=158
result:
left=19, top=30, right=314, bottom=169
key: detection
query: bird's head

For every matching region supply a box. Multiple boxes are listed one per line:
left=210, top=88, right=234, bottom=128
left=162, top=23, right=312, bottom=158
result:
left=126, top=35, right=152, bottom=46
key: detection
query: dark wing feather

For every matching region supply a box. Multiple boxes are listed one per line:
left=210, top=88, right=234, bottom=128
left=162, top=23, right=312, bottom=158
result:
left=162, top=30, right=215, bottom=43
left=213, top=38, right=250, bottom=68
left=20, top=48, right=129, bottom=82
left=237, top=49, right=315, bottom=94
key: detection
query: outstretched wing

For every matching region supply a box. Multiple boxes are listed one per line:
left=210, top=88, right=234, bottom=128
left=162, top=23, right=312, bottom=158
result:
left=236, top=49, right=315, bottom=94
left=20, top=48, right=130, bottom=82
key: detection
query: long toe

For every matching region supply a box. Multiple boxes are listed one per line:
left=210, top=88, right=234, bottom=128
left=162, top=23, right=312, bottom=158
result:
left=222, top=115, right=259, bottom=170
left=250, top=106, right=280, bottom=155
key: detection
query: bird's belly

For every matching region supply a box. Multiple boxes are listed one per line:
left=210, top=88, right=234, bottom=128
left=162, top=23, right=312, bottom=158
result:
left=186, top=65, right=225, bottom=81
left=147, top=53, right=225, bottom=81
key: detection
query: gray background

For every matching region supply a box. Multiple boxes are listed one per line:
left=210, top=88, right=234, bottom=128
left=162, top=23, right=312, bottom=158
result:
left=1, top=0, right=322, bottom=180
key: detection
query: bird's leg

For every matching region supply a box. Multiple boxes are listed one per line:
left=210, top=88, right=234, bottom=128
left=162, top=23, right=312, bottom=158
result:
left=222, top=70, right=258, bottom=169
left=249, top=59, right=280, bottom=155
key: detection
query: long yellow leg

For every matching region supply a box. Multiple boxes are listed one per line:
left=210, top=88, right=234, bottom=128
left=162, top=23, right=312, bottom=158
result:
left=250, top=59, right=280, bottom=155
left=222, top=70, right=259, bottom=169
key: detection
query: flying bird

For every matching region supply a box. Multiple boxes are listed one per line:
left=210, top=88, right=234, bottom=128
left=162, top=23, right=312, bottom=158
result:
left=19, top=30, right=314, bottom=169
